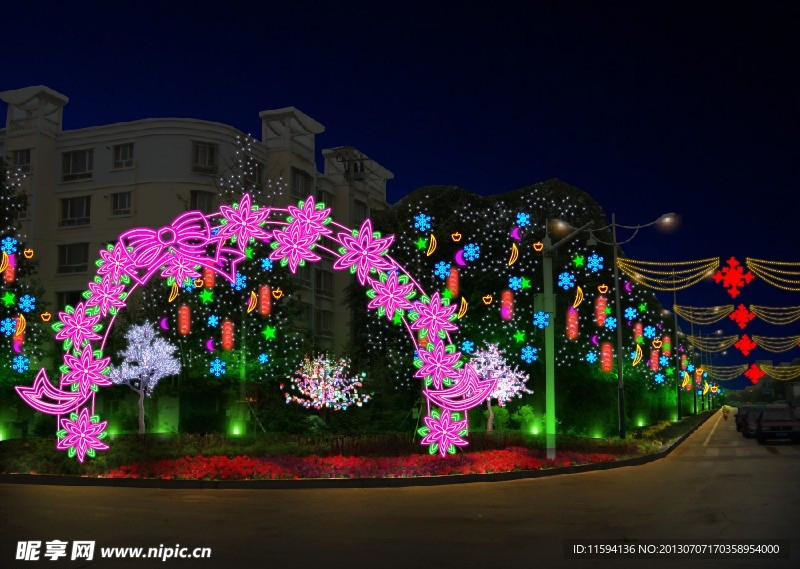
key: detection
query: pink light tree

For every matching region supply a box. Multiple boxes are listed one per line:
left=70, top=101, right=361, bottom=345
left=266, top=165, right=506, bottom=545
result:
left=469, top=342, right=532, bottom=432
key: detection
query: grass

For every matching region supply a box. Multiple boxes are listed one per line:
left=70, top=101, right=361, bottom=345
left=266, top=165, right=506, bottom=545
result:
left=0, top=411, right=713, bottom=477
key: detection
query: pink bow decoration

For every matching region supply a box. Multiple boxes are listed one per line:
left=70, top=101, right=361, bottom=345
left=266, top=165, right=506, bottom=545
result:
left=119, top=210, right=245, bottom=285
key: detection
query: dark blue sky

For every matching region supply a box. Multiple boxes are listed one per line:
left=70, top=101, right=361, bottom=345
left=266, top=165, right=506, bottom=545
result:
left=4, top=1, right=799, bottom=387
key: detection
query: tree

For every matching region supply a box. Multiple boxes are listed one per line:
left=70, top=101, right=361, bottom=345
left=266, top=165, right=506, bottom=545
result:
left=282, top=354, right=371, bottom=421
left=470, top=342, right=532, bottom=431
left=109, top=322, right=181, bottom=434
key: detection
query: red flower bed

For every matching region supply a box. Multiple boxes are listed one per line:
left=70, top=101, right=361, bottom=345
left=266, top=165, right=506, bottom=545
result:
left=104, top=447, right=617, bottom=481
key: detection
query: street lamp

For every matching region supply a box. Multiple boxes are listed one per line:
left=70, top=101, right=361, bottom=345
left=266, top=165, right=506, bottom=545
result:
left=540, top=218, right=593, bottom=459
left=593, top=212, right=676, bottom=439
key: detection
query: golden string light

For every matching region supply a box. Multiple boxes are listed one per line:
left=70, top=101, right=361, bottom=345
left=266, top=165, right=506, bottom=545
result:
left=673, top=304, right=734, bottom=325
left=685, top=334, right=738, bottom=353
left=617, top=257, right=720, bottom=291
left=745, top=258, right=800, bottom=292
left=750, top=335, right=800, bottom=353
left=760, top=364, right=800, bottom=382
left=749, top=305, right=800, bottom=326
left=704, top=364, right=748, bottom=381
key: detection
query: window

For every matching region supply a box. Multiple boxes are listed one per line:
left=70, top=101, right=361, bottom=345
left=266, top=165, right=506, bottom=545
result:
left=316, top=188, right=334, bottom=208
left=295, top=302, right=313, bottom=329
left=17, top=194, right=30, bottom=220
left=57, top=243, right=89, bottom=273
left=112, top=143, right=134, bottom=169
left=291, top=167, right=312, bottom=198
left=190, top=190, right=215, bottom=213
left=315, top=269, right=333, bottom=297
left=13, top=149, right=31, bottom=173
left=59, top=196, right=91, bottom=227
left=294, top=263, right=311, bottom=287
left=315, top=309, right=334, bottom=336
left=111, top=191, right=132, bottom=216
left=56, top=290, right=85, bottom=310
left=191, top=141, right=218, bottom=174
left=245, top=161, right=264, bottom=189
left=354, top=199, right=368, bottom=225
left=62, top=149, right=94, bottom=181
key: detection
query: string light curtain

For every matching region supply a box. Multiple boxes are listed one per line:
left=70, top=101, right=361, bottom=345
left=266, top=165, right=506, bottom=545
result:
left=616, top=257, right=720, bottom=291
left=704, top=364, right=748, bottom=381
left=760, top=364, right=800, bottom=381
left=750, top=305, right=800, bottom=325
left=749, top=335, right=800, bottom=353
left=673, top=304, right=733, bottom=324
left=745, top=258, right=800, bottom=292
left=685, top=334, right=738, bottom=353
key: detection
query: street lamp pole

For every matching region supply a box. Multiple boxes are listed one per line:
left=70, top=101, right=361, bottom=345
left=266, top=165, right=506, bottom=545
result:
left=611, top=213, right=627, bottom=439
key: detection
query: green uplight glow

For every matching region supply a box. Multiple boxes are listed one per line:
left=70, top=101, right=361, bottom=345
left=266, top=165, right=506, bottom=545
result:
left=637, top=419, right=644, bottom=427
left=231, top=423, right=242, bottom=436
left=592, top=430, right=603, bottom=439
left=531, top=425, right=539, bottom=435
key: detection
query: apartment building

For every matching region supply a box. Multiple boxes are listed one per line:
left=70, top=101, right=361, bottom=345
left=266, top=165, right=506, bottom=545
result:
left=0, top=85, right=393, bottom=354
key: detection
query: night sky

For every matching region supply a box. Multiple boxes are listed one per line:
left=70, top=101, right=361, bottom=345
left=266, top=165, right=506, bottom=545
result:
left=4, top=1, right=799, bottom=388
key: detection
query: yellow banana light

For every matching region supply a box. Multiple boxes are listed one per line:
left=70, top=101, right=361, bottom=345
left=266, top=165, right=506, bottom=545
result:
left=426, top=234, right=437, bottom=256
left=168, top=282, right=179, bottom=303
left=15, top=314, right=26, bottom=336
left=0, top=251, right=8, bottom=273
left=572, top=286, right=584, bottom=308
left=681, top=372, right=691, bottom=389
left=507, top=243, right=519, bottom=266
left=457, top=297, right=468, bottom=319
left=702, top=381, right=709, bottom=396
left=247, top=290, right=257, bottom=313
left=632, top=343, right=643, bottom=366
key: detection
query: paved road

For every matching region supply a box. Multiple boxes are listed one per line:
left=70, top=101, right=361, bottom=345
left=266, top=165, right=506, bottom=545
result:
left=1, top=411, right=798, bottom=569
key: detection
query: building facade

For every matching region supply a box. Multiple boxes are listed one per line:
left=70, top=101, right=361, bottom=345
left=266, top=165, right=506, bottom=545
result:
left=0, top=85, right=393, bottom=354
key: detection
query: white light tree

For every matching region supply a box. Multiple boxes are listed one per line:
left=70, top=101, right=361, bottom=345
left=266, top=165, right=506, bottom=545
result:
left=470, top=342, right=532, bottom=431
left=110, top=322, right=182, bottom=434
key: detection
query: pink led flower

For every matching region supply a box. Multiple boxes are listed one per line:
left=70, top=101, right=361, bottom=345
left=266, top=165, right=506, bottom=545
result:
left=62, top=344, right=112, bottom=393
left=410, top=291, right=458, bottom=340
left=86, top=276, right=127, bottom=317
left=367, top=271, right=414, bottom=320
left=97, top=241, right=135, bottom=284
left=216, top=193, right=272, bottom=251
left=270, top=220, right=321, bottom=273
left=415, top=339, right=462, bottom=389
left=419, top=411, right=468, bottom=457
left=287, top=195, right=332, bottom=239
left=55, top=302, right=102, bottom=350
left=334, top=219, right=394, bottom=285
left=159, top=250, right=201, bottom=286
left=56, top=407, right=109, bottom=462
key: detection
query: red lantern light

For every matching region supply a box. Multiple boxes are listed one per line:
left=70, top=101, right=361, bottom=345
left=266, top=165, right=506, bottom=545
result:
left=662, top=334, right=671, bottom=357
left=633, top=322, right=643, bottom=343
left=601, top=342, right=613, bottom=372
left=594, top=295, right=607, bottom=327
left=178, top=304, right=191, bottom=336
left=221, top=319, right=234, bottom=351
left=681, top=354, right=687, bottom=370
left=500, top=289, right=514, bottom=321
left=649, top=349, right=660, bottom=371
left=446, top=267, right=459, bottom=298
left=566, top=306, right=579, bottom=340
left=203, top=267, right=215, bottom=289
left=4, top=254, right=16, bottom=284
left=259, top=285, right=271, bottom=316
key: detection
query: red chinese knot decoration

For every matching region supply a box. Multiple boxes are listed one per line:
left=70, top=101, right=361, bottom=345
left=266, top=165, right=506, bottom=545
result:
left=729, top=304, right=755, bottom=329
left=734, top=334, right=757, bottom=356
left=713, top=257, right=754, bottom=299
left=744, top=363, right=764, bottom=384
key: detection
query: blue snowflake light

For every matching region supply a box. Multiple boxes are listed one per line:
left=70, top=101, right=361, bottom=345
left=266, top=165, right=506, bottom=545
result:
left=463, top=243, right=480, bottom=261
left=231, top=272, right=247, bottom=291
left=1, top=318, right=17, bottom=336
left=624, top=307, right=638, bottom=321
left=587, top=254, right=604, bottom=273
left=261, top=258, right=273, bottom=271
left=643, top=325, right=656, bottom=339
left=659, top=355, right=669, bottom=367
left=207, top=315, right=220, bottom=327
left=181, top=279, right=195, bottom=292
left=434, top=261, right=451, bottom=280
left=604, top=317, right=618, bottom=330
left=586, top=351, right=598, bottom=363
left=557, top=272, right=575, bottom=290
left=509, top=276, right=523, bottom=291
left=533, top=311, right=550, bottom=329
left=18, top=294, right=36, bottom=313
left=654, top=373, right=665, bottom=384
left=630, top=351, right=638, bottom=361
left=258, top=353, right=269, bottom=364
left=461, top=340, right=475, bottom=354
left=12, top=355, right=30, bottom=373
left=687, top=363, right=695, bottom=373
left=521, top=345, right=538, bottom=363
left=414, top=213, right=431, bottom=232
left=1, top=236, right=18, bottom=254
left=209, top=358, right=226, bottom=377
left=516, top=212, right=531, bottom=227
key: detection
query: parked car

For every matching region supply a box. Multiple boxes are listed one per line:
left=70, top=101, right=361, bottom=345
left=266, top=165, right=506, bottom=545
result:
left=755, top=408, right=800, bottom=443
left=737, top=405, right=765, bottom=433
left=742, top=408, right=763, bottom=438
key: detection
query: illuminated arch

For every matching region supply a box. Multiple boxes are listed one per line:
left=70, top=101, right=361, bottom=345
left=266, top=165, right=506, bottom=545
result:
left=17, top=194, right=496, bottom=461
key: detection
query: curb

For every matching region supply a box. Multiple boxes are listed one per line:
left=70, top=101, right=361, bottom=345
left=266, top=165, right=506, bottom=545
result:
left=0, top=412, right=714, bottom=490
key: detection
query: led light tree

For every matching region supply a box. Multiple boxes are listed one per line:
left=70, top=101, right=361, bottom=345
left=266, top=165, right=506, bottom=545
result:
left=109, top=322, right=182, bottom=434
left=469, top=342, right=532, bottom=431
left=283, top=354, right=371, bottom=421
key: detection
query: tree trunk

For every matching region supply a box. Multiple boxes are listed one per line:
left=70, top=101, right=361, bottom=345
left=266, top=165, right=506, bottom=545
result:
left=138, top=385, right=146, bottom=435
left=486, top=399, right=494, bottom=432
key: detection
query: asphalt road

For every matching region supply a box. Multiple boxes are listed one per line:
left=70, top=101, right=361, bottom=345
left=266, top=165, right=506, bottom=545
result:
left=1, top=411, right=798, bottom=569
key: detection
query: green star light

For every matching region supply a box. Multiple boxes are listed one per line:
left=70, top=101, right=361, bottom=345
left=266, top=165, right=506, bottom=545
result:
left=415, top=237, right=428, bottom=250
left=513, top=330, right=526, bottom=343
left=638, top=303, right=647, bottom=312
left=520, top=277, right=531, bottom=290
left=199, top=289, right=214, bottom=304
left=573, top=255, right=585, bottom=268
left=262, top=326, right=276, bottom=340
left=1, top=291, right=16, bottom=307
